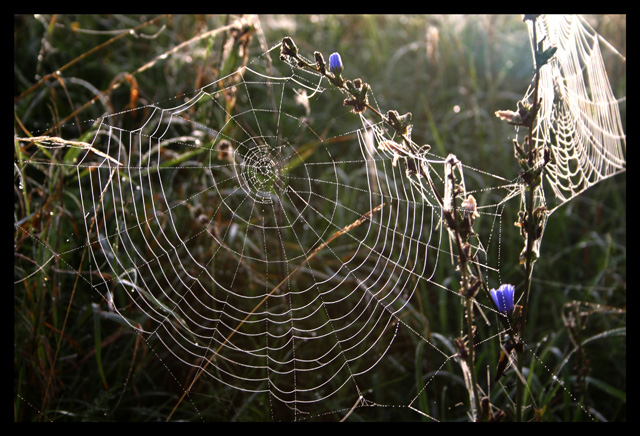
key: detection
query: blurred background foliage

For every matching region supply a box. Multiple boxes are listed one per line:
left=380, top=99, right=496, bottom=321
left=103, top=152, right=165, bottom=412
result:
left=14, top=14, right=625, bottom=421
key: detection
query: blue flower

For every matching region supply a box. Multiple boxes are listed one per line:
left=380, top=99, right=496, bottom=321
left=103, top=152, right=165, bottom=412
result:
left=490, top=284, right=515, bottom=314
left=329, top=52, right=344, bottom=76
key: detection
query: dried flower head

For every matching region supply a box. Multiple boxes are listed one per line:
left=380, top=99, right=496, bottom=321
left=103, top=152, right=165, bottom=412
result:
left=461, top=195, right=479, bottom=219
left=495, top=109, right=522, bottom=125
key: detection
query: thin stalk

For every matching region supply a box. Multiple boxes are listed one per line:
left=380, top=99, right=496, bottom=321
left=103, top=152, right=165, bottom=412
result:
left=464, top=296, right=481, bottom=419
left=442, top=155, right=481, bottom=420
left=453, top=220, right=481, bottom=419
left=516, top=17, right=547, bottom=422
left=515, top=189, right=535, bottom=421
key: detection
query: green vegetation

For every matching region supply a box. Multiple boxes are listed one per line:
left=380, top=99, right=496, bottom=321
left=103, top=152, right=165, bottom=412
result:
left=14, top=14, right=625, bottom=421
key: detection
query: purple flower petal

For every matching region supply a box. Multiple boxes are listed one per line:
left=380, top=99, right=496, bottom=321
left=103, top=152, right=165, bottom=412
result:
left=490, top=284, right=515, bottom=314
left=329, top=52, right=343, bottom=76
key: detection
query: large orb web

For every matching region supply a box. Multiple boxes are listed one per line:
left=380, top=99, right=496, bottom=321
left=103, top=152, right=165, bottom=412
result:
left=77, top=45, right=445, bottom=420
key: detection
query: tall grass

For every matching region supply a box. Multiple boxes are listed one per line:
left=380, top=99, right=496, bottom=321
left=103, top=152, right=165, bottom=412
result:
left=14, top=14, right=625, bottom=421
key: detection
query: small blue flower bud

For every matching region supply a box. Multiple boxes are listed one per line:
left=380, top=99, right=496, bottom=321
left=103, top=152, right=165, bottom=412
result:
left=329, top=52, right=344, bottom=76
left=490, top=284, right=515, bottom=314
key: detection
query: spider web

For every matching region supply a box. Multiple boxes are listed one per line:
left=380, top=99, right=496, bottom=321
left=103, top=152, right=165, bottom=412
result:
left=73, top=40, right=490, bottom=420
left=15, top=14, right=625, bottom=421
left=524, top=15, right=626, bottom=214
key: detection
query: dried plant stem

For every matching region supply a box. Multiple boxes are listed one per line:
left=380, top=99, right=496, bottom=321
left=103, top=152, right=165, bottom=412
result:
left=442, top=155, right=482, bottom=420
left=516, top=17, right=545, bottom=422
left=16, top=136, right=123, bottom=167
left=282, top=44, right=418, bottom=159
left=14, top=15, right=167, bottom=105
left=464, top=297, right=481, bottom=419
left=516, top=198, right=533, bottom=421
